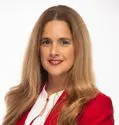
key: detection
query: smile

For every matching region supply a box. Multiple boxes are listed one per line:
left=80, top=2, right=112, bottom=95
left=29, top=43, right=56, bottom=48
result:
left=48, top=60, right=63, bottom=65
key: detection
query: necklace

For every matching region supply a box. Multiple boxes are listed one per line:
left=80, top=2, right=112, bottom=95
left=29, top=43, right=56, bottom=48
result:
left=30, top=85, right=64, bottom=125
left=30, top=92, right=60, bottom=125
left=41, top=92, right=60, bottom=114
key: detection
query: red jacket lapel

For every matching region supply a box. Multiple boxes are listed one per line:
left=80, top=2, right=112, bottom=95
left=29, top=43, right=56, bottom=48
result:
left=44, top=90, right=68, bottom=125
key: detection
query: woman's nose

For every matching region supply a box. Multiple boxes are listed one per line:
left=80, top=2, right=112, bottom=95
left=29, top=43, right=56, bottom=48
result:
left=49, top=43, right=59, bottom=57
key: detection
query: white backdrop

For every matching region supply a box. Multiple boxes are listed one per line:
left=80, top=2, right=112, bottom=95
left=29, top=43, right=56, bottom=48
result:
left=0, top=0, right=118, bottom=124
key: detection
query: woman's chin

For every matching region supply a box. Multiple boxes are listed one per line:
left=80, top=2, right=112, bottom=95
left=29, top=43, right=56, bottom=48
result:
left=48, top=71, right=66, bottom=77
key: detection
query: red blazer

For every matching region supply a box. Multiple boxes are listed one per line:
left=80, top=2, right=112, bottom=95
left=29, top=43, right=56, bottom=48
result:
left=16, top=91, right=114, bottom=125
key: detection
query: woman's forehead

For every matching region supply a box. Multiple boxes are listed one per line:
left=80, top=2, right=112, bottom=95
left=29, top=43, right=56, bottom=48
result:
left=42, top=20, right=72, bottom=39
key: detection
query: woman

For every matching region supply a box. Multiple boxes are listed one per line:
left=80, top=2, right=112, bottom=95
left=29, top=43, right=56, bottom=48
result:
left=3, top=5, right=114, bottom=125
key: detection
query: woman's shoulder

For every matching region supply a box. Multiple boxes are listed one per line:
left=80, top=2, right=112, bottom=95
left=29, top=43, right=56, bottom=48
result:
left=89, top=92, right=113, bottom=106
left=83, top=92, right=113, bottom=115
left=78, top=92, right=114, bottom=125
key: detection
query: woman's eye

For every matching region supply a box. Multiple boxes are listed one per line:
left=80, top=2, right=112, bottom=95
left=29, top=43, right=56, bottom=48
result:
left=60, top=40, right=71, bottom=45
left=40, top=39, right=51, bottom=45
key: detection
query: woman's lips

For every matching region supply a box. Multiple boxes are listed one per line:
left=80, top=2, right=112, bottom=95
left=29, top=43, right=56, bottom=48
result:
left=48, top=60, right=63, bottom=65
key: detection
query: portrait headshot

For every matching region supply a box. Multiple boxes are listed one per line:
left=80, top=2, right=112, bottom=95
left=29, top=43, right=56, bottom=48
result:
left=1, top=1, right=118, bottom=125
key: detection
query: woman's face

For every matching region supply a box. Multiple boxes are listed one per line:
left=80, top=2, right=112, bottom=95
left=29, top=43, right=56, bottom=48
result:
left=40, top=20, right=74, bottom=77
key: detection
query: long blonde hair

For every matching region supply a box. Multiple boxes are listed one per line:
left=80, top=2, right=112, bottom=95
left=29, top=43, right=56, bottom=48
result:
left=3, top=5, right=98, bottom=125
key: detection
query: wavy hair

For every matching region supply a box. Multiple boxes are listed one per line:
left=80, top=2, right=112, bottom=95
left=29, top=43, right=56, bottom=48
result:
left=3, top=5, right=98, bottom=125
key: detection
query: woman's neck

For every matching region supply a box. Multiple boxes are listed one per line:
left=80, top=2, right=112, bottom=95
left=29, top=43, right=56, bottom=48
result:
left=45, top=75, right=67, bottom=96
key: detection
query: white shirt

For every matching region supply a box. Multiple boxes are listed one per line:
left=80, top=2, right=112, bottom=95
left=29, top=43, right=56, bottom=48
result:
left=25, top=85, right=64, bottom=125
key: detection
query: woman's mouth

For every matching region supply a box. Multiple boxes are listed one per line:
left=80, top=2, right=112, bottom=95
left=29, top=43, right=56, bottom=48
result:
left=48, top=60, right=63, bottom=65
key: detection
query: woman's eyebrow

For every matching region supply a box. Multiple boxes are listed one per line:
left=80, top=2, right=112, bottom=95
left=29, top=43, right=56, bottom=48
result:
left=40, top=37, right=50, bottom=40
left=40, top=37, right=52, bottom=42
left=41, top=37, right=72, bottom=41
left=59, top=37, right=72, bottom=41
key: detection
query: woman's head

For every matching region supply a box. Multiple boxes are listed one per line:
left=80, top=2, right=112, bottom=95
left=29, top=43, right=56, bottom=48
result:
left=32, top=5, right=93, bottom=83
